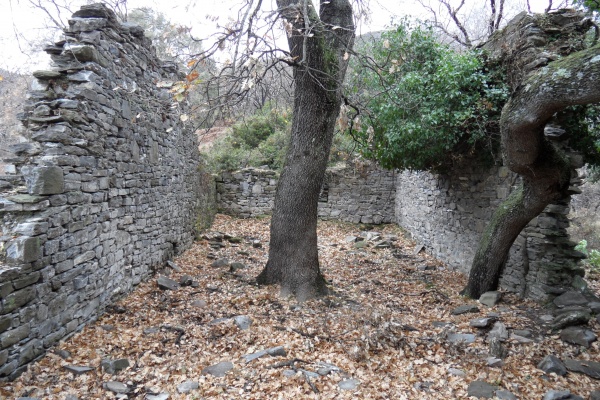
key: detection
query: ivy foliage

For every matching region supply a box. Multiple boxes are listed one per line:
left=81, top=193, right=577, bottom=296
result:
left=348, top=21, right=509, bottom=171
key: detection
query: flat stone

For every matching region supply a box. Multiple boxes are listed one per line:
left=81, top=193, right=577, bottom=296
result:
left=448, top=367, right=466, bottom=377
left=589, top=302, right=600, bottom=314
left=564, top=358, right=600, bottom=379
left=560, top=326, right=597, bottom=348
left=191, top=300, right=207, bottom=308
left=242, top=346, right=286, bottom=363
left=63, top=365, right=93, bottom=374
left=543, top=389, right=572, bottom=400
left=353, top=240, right=367, bottom=249
left=479, top=291, right=502, bottom=307
left=316, top=362, right=341, bottom=376
left=488, top=321, right=509, bottom=341
left=101, top=358, right=130, bottom=374
left=451, top=304, right=479, bottom=315
left=33, top=70, right=63, bottom=79
left=486, top=357, right=503, bottom=367
left=554, top=291, right=589, bottom=308
left=26, top=166, right=64, bottom=195
left=176, top=380, right=199, bottom=393
left=447, top=333, right=476, bottom=344
left=157, top=276, right=179, bottom=291
left=551, top=310, right=591, bottom=330
left=538, top=354, right=567, bottom=376
left=146, top=394, right=170, bottom=400
left=467, top=380, right=498, bottom=398
left=495, top=389, right=517, bottom=400
left=202, top=361, right=233, bottom=377
left=591, top=390, right=600, bottom=400
left=233, top=315, right=252, bottom=330
left=489, top=337, right=507, bottom=359
left=211, top=258, right=229, bottom=268
left=338, top=378, right=360, bottom=390
left=229, top=262, right=246, bottom=272
left=470, top=317, right=496, bottom=328
left=166, top=260, right=182, bottom=272
left=104, top=381, right=129, bottom=394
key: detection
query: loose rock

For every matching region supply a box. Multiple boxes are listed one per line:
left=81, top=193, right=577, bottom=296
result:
left=537, top=355, right=567, bottom=376
left=479, top=291, right=502, bottom=307
left=467, top=380, right=498, bottom=398
left=338, top=378, right=360, bottom=390
left=201, top=361, right=233, bottom=377
left=176, top=380, right=199, bottom=394
left=156, top=276, right=179, bottom=291
left=451, top=304, right=479, bottom=315
left=560, top=326, right=597, bottom=348
left=104, top=381, right=129, bottom=394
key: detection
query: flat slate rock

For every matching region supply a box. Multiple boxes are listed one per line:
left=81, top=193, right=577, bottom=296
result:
left=177, top=380, right=199, bottom=393
left=338, top=378, right=360, bottom=390
left=233, top=315, right=253, bottom=330
left=211, top=258, right=229, bottom=268
left=495, top=389, right=517, bottom=400
left=451, top=304, right=479, bottom=315
left=447, top=333, right=476, bottom=344
left=156, top=276, right=179, bottom=291
left=146, top=394, right=170, bottom=400
left=202, top=361, right=233, bottom=377
left=242, top=346, right=286, bottom=363
left=543, top=389, right=572, bottom=400
left=63, top=365, right=93, bottom=374
left=564, top=358, right=600, bottom=379
left=470, top=317, right=496, bottom=328
left=537, top=354, right=567, bottom=376
left=488, top=321, right=509, bottom=341
left=104, top=381, right=129, bottom=394
left=551, top=310, right=591, bottom=330
left=553, top=291, right=589, bottom=308
left=479, top=291, right=502, bottom=307
left=560, top=326, right=597, bottom=348
left=467, top=380, right=498, bottom=398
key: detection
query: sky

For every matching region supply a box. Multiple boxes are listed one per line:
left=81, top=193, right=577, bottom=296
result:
left=0, top=0, right=558, bottom=72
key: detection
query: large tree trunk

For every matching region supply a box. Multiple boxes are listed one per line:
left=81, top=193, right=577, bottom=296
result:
left=463, top=41, right=600, bottom=298
left=257, top=0, right=354, bottom=300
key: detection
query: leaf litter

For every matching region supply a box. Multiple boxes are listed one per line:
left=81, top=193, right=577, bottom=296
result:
left=2, top=214, right=598, bottom=399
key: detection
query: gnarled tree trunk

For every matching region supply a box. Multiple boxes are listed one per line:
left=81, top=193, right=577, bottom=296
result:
left=464, top=38, right=600, bottom=298
left=256, top=0, right=354, bottom=300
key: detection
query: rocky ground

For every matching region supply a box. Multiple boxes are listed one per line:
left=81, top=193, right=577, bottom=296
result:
left=2, top=215, right=599, bottom=399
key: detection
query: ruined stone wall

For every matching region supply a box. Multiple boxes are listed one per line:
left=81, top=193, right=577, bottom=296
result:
left=395, top=163, right=583, bottom=300
left=216, top=162, right=396, bottom=224
left=0, top=4, right=211, bottom=379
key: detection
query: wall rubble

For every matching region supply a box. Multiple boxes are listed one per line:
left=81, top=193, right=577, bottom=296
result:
left=0, top=4, right=211, bottom=379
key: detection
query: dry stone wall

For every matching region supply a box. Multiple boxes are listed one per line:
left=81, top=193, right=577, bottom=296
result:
left=396, top=164, right=584, bottom=301
left=215, top=162, right=396, bottom=224
left=0, top=4, right=211, bottom=379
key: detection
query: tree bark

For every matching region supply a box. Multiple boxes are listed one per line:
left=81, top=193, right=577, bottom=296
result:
left=256, top=0, right=354, bottom=300
left=463, top=42, right=600, bottom=298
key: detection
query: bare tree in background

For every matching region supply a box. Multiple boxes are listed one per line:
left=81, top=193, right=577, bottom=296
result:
left=416, top=0, right=571, bottom=48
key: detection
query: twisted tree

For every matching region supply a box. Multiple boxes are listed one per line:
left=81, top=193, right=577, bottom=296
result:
left=463, top=10, right=600, bottom=297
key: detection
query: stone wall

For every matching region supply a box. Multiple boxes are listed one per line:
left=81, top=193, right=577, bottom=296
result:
left=215, top=162, right=396, bottom=224
left=0, top=4, right=211, bottom=379
left=396, top=163, right=584, bottom=301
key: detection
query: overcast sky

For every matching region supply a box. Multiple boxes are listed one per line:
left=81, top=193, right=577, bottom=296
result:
left=0, top=0, right=556, bottom=72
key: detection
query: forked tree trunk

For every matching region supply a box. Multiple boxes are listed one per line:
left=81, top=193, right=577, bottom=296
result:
left=256, top=0, right=354, bottom=300
left=463, top=42, right=600, bottom=298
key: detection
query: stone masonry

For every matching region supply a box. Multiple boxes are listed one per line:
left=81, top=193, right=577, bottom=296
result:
left=0, top=4, right=211, bottom=379
left=396, top=163, right=584, bottom=301
left=216, top=162, right=396, bottom=224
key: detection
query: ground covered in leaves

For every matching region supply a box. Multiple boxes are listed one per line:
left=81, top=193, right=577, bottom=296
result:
left=3, top=215, right=599, bottom=399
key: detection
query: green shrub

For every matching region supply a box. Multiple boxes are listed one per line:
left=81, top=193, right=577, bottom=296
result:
left=203, top=108, right=291, bottom=172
